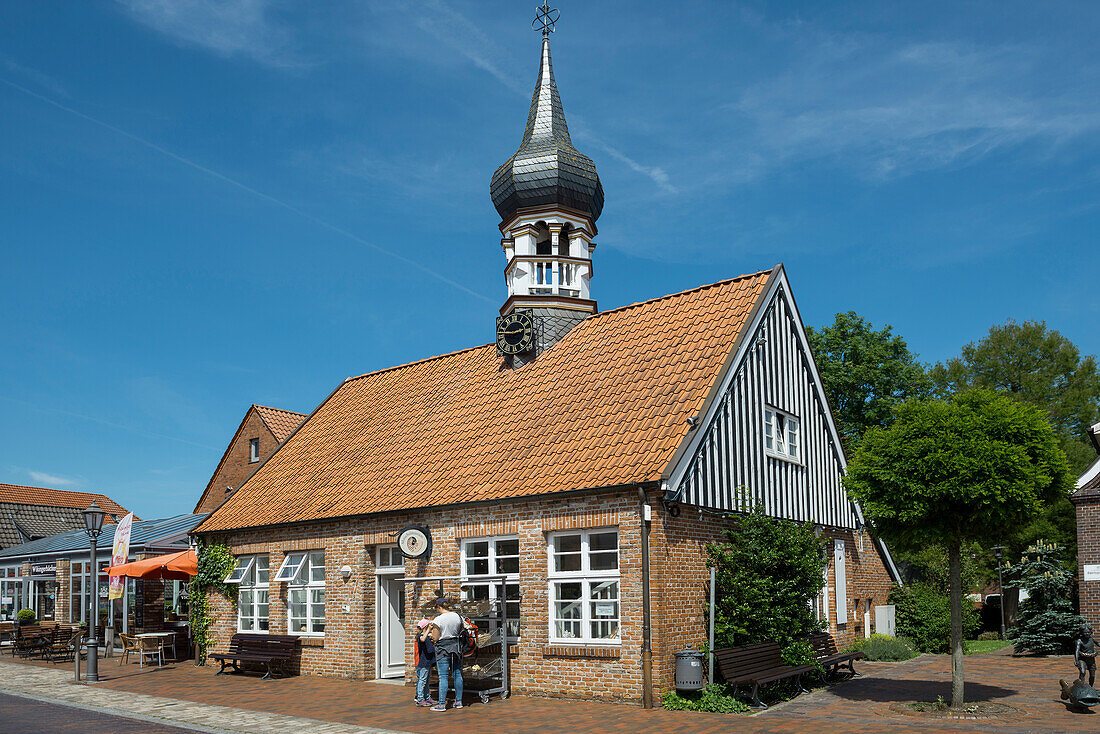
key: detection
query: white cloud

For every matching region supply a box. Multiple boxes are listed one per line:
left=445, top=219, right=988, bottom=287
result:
left=116, top=0, right=301, bottom=67
left=27, top=470, right=79, bottom=487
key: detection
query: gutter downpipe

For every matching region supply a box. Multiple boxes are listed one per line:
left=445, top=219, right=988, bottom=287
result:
left=638, top=485, right=653, bottom=709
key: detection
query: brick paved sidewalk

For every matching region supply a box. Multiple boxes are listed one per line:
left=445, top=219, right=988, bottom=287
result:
left=2, top=648, right=1095, bottom=733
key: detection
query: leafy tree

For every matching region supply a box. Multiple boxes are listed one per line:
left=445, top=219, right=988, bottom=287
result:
left=929, top=320, right=1100, bottom=474
left=806, top=312, right=929, bottom=447
left=706, top=506, right=827, bottom=648
left=845, top=389, right=1071, bottom=707
left=1005, top=541, right=1083, bottom=655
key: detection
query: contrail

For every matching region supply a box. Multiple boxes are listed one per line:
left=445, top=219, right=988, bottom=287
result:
left=0, top=77, right=494, bottom=304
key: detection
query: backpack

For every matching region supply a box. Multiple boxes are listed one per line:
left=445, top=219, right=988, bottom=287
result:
left=460, top=618, right=479, bottom=658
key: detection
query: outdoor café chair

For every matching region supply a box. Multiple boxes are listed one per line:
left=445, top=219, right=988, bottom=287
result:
left=136, top=636, right=164, bottom=668
left=118, top=634, right=139, bottom=666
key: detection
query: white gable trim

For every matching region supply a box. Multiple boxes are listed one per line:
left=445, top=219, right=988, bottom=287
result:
left=1078, top=454, right=1100, bottom=490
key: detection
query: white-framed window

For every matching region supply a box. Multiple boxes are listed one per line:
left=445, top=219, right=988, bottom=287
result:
left=249, top=437, right=260, bottom=463
left=273, top=552, right=307, bottom=582
left=460, top=536, right=520, bottom=639
left=233, top=554, right=269, bottom=632
left=286, top=551, right=325, bottom=636
left=547, top=529, right=620, bottom=644
left=764, top=406, right=800, bottom=463
left=376, top=546, right=404, bottom=569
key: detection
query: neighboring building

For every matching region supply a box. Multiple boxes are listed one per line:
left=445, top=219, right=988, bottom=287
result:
left=192, top=18, right=898, bottom=706
left=0, top=483, right=133, bottom=551
left=1073, top=421, right=1100, bottom=633
left=0, top=512, right=205, bottom=627
left=192, top=404, right=307, bottom=514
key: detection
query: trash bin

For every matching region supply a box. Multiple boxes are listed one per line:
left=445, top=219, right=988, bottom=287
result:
left=674, top=646, right=705, bottom=692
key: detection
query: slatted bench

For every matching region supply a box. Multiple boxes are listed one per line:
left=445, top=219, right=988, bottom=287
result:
left=809, top=632, right=864, bottom=679
left=209, top=633, right=299, bottom=680
left=713, top=641, right=816, bottom=708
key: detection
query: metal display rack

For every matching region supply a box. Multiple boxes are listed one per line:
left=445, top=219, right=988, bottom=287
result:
left=395, top=574, right=512, bottom=703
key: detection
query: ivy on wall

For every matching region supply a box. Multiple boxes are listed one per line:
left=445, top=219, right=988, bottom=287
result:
left=189, top=541, right=236, bottom=663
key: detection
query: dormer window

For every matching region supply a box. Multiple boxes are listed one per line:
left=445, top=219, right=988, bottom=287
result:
left=764, top=407, right=800, bottom=463
left=249, top=438, right=260, bottom=463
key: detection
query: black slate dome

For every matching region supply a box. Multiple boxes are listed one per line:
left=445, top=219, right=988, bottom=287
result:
left=490, top=37, right=604, bottom=223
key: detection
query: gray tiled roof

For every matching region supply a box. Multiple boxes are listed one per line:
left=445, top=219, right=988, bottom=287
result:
left=0, top=503, right=87, bottom=550
left=0, top=513, right=207, bottom=561
left=490, top=37, right=603, bottom=222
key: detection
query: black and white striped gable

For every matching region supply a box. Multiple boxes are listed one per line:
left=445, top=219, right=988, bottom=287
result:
left=664, top=269, right=862, bottom=530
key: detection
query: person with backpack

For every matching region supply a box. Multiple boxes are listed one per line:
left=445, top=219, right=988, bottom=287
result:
left=414, top=618, right=437, bottom=707
left=429, top=597, right=464, bottom=711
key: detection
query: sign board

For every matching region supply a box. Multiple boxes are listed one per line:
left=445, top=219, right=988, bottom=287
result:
left=109, top=513, right=134, bottom=600
left=31, top=562, right=56, bottom=576
left=594, top=602, right=616, bottom=618
left=1084, top=564, right=1100, bottom=582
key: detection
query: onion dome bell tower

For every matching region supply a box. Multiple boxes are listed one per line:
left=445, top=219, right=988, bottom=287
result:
left=492, top=3, right=603, bottom=365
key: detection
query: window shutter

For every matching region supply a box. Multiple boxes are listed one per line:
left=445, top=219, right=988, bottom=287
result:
left=834, top=539, right=848, bottom=624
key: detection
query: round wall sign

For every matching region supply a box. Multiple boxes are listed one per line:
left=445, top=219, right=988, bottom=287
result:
left=397, top=526, right=432, bottom=559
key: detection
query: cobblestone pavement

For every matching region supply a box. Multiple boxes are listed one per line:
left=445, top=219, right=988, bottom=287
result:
left=2, top=648, right=1096, bottom=733
left=0, top=691, right=197, bottom=734
left=0, top=657, right=411, bottom=734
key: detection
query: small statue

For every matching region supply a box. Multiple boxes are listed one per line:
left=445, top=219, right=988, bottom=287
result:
left=1059, top=624, right=1100, bottom=710
left=1077, top=623, right=1096, bottom=687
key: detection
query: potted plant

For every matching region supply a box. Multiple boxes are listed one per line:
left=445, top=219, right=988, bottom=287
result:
left=16, top=608, right=36, bottom=627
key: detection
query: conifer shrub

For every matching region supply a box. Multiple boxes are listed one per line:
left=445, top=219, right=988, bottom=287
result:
left=1005, top=541, right=1083, bottom=655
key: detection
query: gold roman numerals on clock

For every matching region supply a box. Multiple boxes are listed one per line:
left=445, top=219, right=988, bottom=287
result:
left=496, top=312, right=536, bottom=355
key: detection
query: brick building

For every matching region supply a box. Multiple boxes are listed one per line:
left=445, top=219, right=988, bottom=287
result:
left=1073, top=421, right=1100, bottom=632
left=192, top=23, right=899, bottom=706
left=193, top=404, right=306, bottom=514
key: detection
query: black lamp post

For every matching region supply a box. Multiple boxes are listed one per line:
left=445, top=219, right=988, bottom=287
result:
left=82, top=501, right=106, bottom=683
left=991, top=545, right=1007, bottom=640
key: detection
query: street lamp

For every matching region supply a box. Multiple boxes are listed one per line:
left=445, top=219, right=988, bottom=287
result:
left=82, top=501, right=106, bottom=683
left=991, top=545, right=1007, bottom=640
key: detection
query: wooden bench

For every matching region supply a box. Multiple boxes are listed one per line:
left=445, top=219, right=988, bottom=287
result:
left=713, top=642, right=816, bottom=708
left=13, top=624, right=53, bottom=659
left=209, top=633, right=299, bottom=680
left=809, top=632, right=864, bottom=679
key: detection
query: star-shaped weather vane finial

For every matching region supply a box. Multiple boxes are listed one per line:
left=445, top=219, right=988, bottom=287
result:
left=532, top=2, right=560, bottom=37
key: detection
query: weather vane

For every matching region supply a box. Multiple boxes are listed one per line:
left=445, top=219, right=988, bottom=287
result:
left=532, top=2, right=559, bottom=37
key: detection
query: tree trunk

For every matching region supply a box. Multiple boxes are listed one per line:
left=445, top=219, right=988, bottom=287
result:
left=949, top=541, right=965, bottom=708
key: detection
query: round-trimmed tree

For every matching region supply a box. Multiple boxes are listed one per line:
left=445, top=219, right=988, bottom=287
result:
left=845, top=389, right=1071, bottom=708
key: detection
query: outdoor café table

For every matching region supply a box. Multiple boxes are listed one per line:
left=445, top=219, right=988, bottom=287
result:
left=135, top=632, right=177, bottom=663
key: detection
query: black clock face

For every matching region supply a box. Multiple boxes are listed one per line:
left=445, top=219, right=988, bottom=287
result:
left=497, top=312, right=535, bottom=354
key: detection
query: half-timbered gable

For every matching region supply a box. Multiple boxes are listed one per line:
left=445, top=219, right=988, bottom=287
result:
left=667, top=269, right=859, bottom=530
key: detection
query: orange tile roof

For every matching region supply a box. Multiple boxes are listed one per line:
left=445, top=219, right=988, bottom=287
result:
left=195, top=269, right=775, bottom=533
left=0, top=483, right=134, bottom=522
left=253, top=405, right=307, bottom=442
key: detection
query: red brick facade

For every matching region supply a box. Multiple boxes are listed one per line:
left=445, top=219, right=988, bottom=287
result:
left=1073, top=490, right=1099, bottom=632
left=194, top=410, right=281, bottom=514
left=203, top=487, right=895, bottom=704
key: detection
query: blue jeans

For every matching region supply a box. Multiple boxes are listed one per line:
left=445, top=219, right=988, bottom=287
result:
left=436, top=651, right=463, bottom=705
left=416, top=665, right=434, bottom=701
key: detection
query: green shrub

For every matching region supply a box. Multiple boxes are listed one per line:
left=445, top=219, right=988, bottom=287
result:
left=977, top=631, right=1001, bottom=641
left=16, top=608, right=35, bottom=624
left=1006, top=542, right=1083, bottom=655
left=662, top=684, right=750, bottom=713
left=848, top=633, right=918, bottom=661
left=890, top=583, right=979, bottom=654
left=782, top=638, right=823, bottom=673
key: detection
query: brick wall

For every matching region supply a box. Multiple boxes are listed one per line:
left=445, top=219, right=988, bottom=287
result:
left=648, top=491, right=895, bottom=696
left=201, top=487, right=896, bottom=704
left=194, top=410, right=278, bottom=514
left=1073, top=492, right=1099, bottom=631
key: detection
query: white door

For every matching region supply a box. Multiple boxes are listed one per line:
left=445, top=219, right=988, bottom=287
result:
left=375, top=546, right=407, bottom=679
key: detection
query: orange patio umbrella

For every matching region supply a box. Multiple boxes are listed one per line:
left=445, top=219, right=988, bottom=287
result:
left=107, top=549, right=198, bottom=581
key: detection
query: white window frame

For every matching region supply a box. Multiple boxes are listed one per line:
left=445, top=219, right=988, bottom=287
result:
left=224, top=556, right=254, bottom=584
left=286, top=551, right=325, bottom=636
left=234, top=554, right=269, bottom=633
left=764, top=406, right=801, bottom=463
left=249, top=437, right=260, bottom=463
left=376, top=545, right=405, bottom=570
left=460, top=536, right=521, bottom=641
left=546, top=528, right=620, bottom=645
left=273, top=552, right=307, bottom=582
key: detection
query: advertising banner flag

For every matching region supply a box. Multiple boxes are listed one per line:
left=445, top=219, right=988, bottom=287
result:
left=108, top=513, right=134, bottom=600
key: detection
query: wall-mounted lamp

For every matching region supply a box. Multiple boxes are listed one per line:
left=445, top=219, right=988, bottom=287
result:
left=340, top=565, right=352, bottom=581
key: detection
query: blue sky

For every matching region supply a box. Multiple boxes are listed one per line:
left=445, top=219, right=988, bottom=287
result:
left=2, top=1, right=1098, bottom=519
